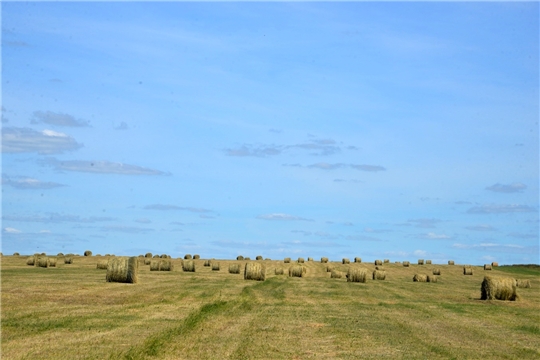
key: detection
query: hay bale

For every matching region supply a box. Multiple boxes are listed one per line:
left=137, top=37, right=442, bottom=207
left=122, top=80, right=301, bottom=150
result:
left=288, top=265, right=306, bottom=277
left=64, top=256, right=73, bottom=264
left=144, top=258, right=151, bottom=265
left=145, top=252, right=152, bottom=258
left=307, top=257, right=313, bottom=262
left=193, top=254, right=200, bottom=259
left=275, top=267, right=284, bottom=275
left=383, top=259, right=389, bottom=263
left=244, top=262, right=266, bottom=281
left=330, top=269, right=343, bottom=279
left=153, top=255, right=160, bottom=258
left=491, top=262, right=499, bottom=267
left=204, top=260, right=211, bottom=267
left=373, top=270, right=386, bottom=280
left=413, top=274, right=427, bottom=282
left=256, top=255, right=263, bottom=260
left=426, top=260, right=432, bottom=265
left=484, top=264, right=492, bottom=270
left=418, top=259, right=424, bottom=265
left=97, top=259, right=108, bottom=269
left=159, top=254, right=168, bottom=258
left=347, top=268, right=367, bottom=283
left=57, top=252, right=64, bottom=257
left=516, top=279, right=531, bottom=288
left=284, top=257, right=291, bottom=263
left=96, top=254, right=102, bottom=257
left=354, top=257, right=362, bottom=263
left=13, top=252, right=20, bottom=256
left=321, top=257, right=329, bottom=263
left=84, top=250, right=92, bottom=256
left=212, top=262, right=220, bottom=271
left=182, top=260, right=195, bottom=272
left=342, top=258, right=350, bottom=264
left=374, top=259, right=382, bottom=266
left=106, top=256, right=138, bottom=284
left=150, top=260, right=160, bottom=271
left=463, top=266, right=473, bottom=275
left=244, top=257, right=251, bottom=260
left=427, top=275, right=437, bottom=283
left=403, top=261, right=410, bottom=267
left=297, top=257, right=305, bottom=263
left=375, top=266, right=380, bottom=270
left=159, top=260, right=173, bottom=271
left=433, top=268, right=441, bottom=275
left=448, top=260, right=455, bottom=265
left=48, top=257, right=57, bottom=267
left=265, top=258, right=271, bottom=261
left=237, top=255, right=244, bottom=260
left=481, top=276, right=517, bottom=301
left=36, top=256, right=49, bottom=268
left=184, top=254, right=192, bottom=260
left=326, top=265, right=334, bottom=273
left=229, top=263, right=241, bottom=274
left=26, top=256, right=35, bottom=266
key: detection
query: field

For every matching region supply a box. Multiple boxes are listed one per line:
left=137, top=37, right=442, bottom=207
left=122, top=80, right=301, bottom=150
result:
left=1, top=255, right=539, bottom=359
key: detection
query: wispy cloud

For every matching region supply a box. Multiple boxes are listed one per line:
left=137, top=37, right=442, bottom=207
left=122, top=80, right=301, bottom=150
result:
left=2, top=175, right=66, bottom=189
left=408, top=218, right=441, bottom=228
left=467, top=204, right=537, bottom=214
left=465, top=224, right=496, bottom=232
left=42, top=158, right=168, bottom=175
left=224, top=144, right=283, bottom=157
left=225, top=138, right=357, bottom=157
left=31, top=111, right=90, bottom=127
left=452, top=242, right=529, bottom=252
left=2, top=127, right=83, bottom=154
left=3, top=227, right=22, bottom=234
left=417, top=232, right=452, bottom=240
left=507, top=232, right=538, bottom=239
left=101, top=225, right=154, bottom=234
left=2, top=213, right=116, bottom=223
left=256, top=213, right=313, bottom=221
left=144, top=204, right=213, bottom=213
left=291, top=162, right=386, bottom=172
left=485, top=183, right=527, bottom=193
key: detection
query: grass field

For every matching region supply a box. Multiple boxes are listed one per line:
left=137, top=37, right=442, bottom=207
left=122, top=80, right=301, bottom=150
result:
left=1, top=255, right=539, bottom=359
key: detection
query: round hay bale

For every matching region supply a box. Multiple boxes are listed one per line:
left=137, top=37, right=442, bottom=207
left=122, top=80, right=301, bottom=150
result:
left=184, top=254, right=192, bottom=260
left=159, top=254, right=168, bottom=259
left=150, top=260, right=160, bottom=271
left=64, top=256, right=73, bottom=264
left=418, top=259, right=424, bottom=265
left=354, top=257, right=362, bottom=263
left=330, top=269, right=343, bottom=279
left=153, top=254, right=160, bottom=258
left=481, top=276, right=517, bottom=301
left=413, top=274, right=428, bottom=282
left=427, top=275, right=437, bottom=283
left=284, top=257, right=291, bottom=263
left=375, top=266, right=381, bottom=270
left=326, top=265, right=334, bottom=273
left=106, top=256, right=138, bottom=284
left=237, top=255, right=244, bottom=261
left=26, top=256, right=35, bottom=266
left=193, top=254, right=200, bottom=259
left=145, top=252, right=152, bottom=258
left=484, top=264, right=492, bottom=270
left=256, top=255, right=263, bottom=261
left=297, top=257, right=305, bottom=263
left=403, top=261, right=410, bottom=267
left=57, top=252, right=64, bottom=257
left=182, top=260, right=195, bottom=272
left=211, top=262, right=220, bottom=271
left=13, top=252, right=20, bottom=256
left=204, top=260, right=211, bottom=267
left=342, top=258, right=350, bottom=264
left=433, top=268, right=441, bottom=275
left=289, top=265, right=306, bottom=277
left=426, top=260, right=432, bottom=265
left=244, top=257, right=251, bottom=260
left=307, top=257, right=313, bottom=262
left=491, top=262, right=499, bottom=267
left=265, top=258, right=271, bottom=261
left=321, top=257, right=329, bottom=263
left=96, top=254, right=102, bottom=257
left=97, top=259, right=108, bottom=269
left=40, top=252, right=46, bottom=256
left=36, top=256, right=49, bottom=268
left=347, top=268, right=367, bottom=283
left=516, top=279, right=531, bottom=288
left=448, top=260, right=455, bottom=265
left=144, top=258, right=151, bottom=265
left=84, top=250, right=92, bottom=257
left=244, top=262, right=266, bottom=281
left=374, top=259, right=382, bottom=266
left=373, top=270, right=386, bottom=280
left=138, top=254, right=144, bottom=258
left=383, top=259, right=389, bottom=263
left=463, top=266, right=473, bottom=275
left=159, top=259, right=173, bottom=271
left=229, top=263, right=241, bottom=274
left=48, top=257, right=57, bottom=267
left=275, top=267, right=284, bottom=275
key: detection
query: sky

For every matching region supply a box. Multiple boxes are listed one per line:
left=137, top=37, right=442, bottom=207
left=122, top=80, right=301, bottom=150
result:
left=1, top=2, right=538, bottom=265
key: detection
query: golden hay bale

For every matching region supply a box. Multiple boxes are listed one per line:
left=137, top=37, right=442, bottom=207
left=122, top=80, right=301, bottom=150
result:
left=159, top=254, right=168, bottom=258
left=481, top=276, right=517, bottom=301
left=374, top=259, right=382, bottom=266
left=375, top=266, right=381, bottom=270
left=321, top=257, right=329, bottom=263
left=284, top=257, right=291, bottom=263
left=308, top=257, right=313, bottom=262
left=64, top=257, right=73, bottom=264
left=84, top=250, right=92, bottom=256
left=433, top=268, right=441, bottom=275
left=193, top=254, right=200, bottom=259
left=484, top=264, right=492, bottom=270
left=427, top=275, right=437, bottom=283
left=145, top=252, right=152, bottom=258
left=403, top=261, right=410, bottom=267
left=330, top=269, right=343, bottom=279
left=413, top=274, right=428, bottom=282
left=289, top=265, right=306, bottom=277
left=463, top=266, right=473, bottom=275
left=516, top=279, right=531, bottom=288
left=204, top=260, right=211, bottom=267
left=326, top=265, right=334, bottom=273
left=106, top=257, right=138, bottom=284
left=384, top=259, right=389, bottom=263
left=342, top=258, right=350, bottom=264
left=150, top=260, right=160, bottom=271
left=237, top=255, right=244, bottom=260
left=48, top=257, right=57, bottom=267
left=244, top=257, right=251, bottom=260
left=97, top=259, right=108, bottom=269
left=26, top=256, right=35, bottom=266
left=13, top=252, right=20, bottom=256
left=275, top=267, right=284, bottom=275
left=184, top=254, right=192, bottom=260
left=418, top=259, right=424, bottom=265
left=182, top=260, right=195, bottom=272
left=37, top=256, right=49, bottom=268
left=159, top=260, right=173, bottom=271
left=229, top=263, right=241, bottom=274
left=265, top=258, right=271, bottom=261
left=57, top=252, right=64, bottom=257
left=144, top=258, right=151, bottom=265
left=40, top=252, right=46, bottom=256
left=256, top=255, right=263, bottom=260
left=491, top=262, right=499, bottom=267
left=347, top=268, right=367, bottom=283
left=153, top=255, right=160, bottom=258
left=373, top=270, right=386, bottom=280
left=354, top=257, right=362, bottom=263
left=297, top=257, right=305, bottom=263
left=244, top=262, right=266, bottom=281
left=426, top=260, right=432, bottom=264
left=448, top=260, right=455, bottom=265
left=212, top=262, right=220, bottom=271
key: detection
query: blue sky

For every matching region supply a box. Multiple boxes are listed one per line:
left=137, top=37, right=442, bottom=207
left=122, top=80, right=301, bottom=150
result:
left=2, top=2, right=538, bottom=264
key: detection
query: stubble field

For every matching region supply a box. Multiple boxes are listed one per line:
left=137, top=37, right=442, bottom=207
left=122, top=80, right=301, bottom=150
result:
left=1, top=255, right=539, bottom=359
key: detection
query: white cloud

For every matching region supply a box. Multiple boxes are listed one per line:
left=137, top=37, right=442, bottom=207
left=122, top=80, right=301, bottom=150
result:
left=485, top=183, right=527, bottom=193
left=2, top=214, right=115, bottom=223
left=144, top=204, right=213, bottom=213
left=418, top=232, right=452, bottom=240
left=2, top=127, right=83, bottom=154
left=31, top=111, right=90, bottom=127
left=256, top=213, right=313, bottom=221
left=2, top=175, right=66, bottom=189
left=465, top=225, right=496, bottom=232
left=467, top=204, right=537, bottom=214
left=3, top=227, right=21, bottom=234
left=408, top=218, right=441, bottom=228
left=413, top=250, right=427, bottom=257
left=43, top=158, right=168, bottom=176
